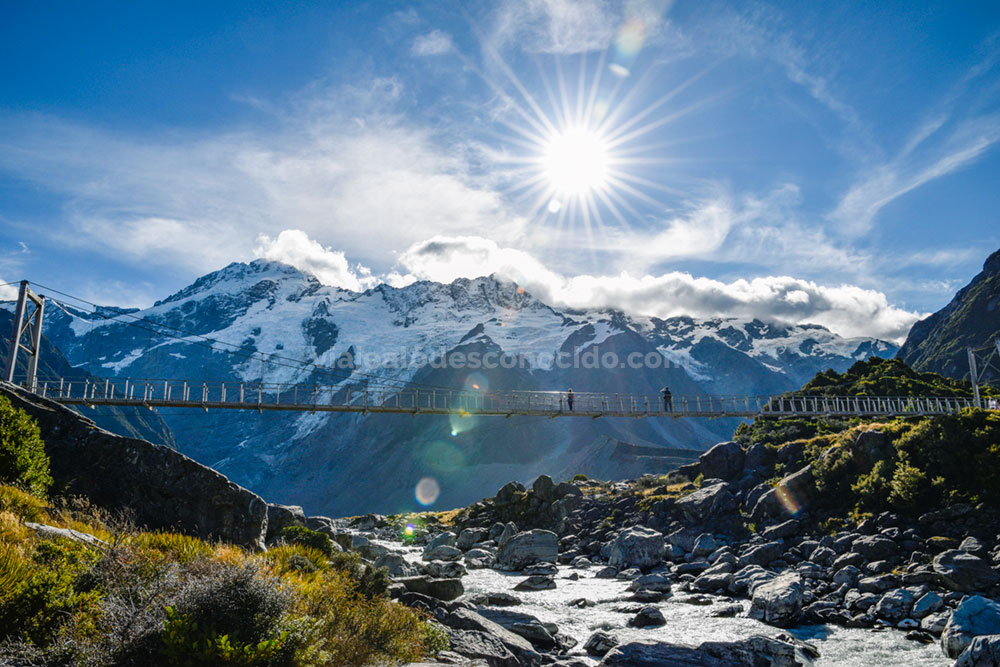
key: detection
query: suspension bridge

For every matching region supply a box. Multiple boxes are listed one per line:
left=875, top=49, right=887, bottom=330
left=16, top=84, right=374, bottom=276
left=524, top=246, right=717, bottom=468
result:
left=1, top=280, right=993, bottom=420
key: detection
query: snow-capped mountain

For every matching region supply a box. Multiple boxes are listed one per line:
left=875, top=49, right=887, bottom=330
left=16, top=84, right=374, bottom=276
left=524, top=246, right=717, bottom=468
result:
left=29, top=260, right=896, bottom=515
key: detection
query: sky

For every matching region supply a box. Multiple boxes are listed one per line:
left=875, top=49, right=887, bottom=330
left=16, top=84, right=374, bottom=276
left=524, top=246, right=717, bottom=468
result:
left=1, top=0, right=999, bottom=343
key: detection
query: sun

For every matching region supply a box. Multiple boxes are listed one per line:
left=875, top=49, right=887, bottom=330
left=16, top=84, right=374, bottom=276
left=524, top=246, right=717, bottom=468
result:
left=542, top=127, right=609, bottom=196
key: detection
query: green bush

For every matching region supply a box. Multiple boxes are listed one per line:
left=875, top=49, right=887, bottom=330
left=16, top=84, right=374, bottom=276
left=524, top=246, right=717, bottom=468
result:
left=0, top=395, right=51, bottom=497
left=572, top=473, right=588, bottom=481
left=280, top=526, right=336, bottom=558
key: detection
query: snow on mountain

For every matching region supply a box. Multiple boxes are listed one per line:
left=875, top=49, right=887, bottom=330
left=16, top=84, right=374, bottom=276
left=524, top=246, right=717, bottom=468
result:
left=26, top=259, right=897, bottom=515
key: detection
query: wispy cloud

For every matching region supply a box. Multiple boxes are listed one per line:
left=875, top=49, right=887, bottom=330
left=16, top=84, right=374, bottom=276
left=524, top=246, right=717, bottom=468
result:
left=0, top=80, right=527, bottom=276
left=412, top=30, right=454, bottom=56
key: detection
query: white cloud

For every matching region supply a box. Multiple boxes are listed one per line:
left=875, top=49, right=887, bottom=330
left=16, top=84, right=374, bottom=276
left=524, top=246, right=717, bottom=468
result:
left=392, top=233, right=921, bottom=342
left=490, top=0, right=670, bottom=54
left=412, top=30, right=454, bottom=56
left=0, top=81, right=527, bottom=275
left=255, top=229, right=374, bottom=292
left=0, top=280, right=18, bottom=300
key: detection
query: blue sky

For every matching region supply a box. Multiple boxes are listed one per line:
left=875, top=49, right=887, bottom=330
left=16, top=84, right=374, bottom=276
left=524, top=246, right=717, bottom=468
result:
left=1, top=1, right=998, bottom=342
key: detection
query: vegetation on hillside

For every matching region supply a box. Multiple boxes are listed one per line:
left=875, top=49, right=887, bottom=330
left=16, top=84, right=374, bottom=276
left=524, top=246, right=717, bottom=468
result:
left=0, top=402, right=446, bottom=666
left=0, top=395, right=52, bottom=497
left=735, top=357, right=1000, bottom=521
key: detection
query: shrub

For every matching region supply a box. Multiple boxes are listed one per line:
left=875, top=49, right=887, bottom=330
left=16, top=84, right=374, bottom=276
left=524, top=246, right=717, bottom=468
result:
left=0, top=396, right=51, bottom=497
left=262, top=544, right=330, bottom=577
left=280, top=526, right=336, bottom=558
left=0, top=484, right=46, bottom=523
left=130, top=531, right=214, bottom=564
left=572, top=473, right=588, bottom=481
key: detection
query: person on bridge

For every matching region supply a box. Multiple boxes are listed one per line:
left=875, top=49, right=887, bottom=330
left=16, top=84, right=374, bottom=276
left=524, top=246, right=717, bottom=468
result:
left=567, top=388, right=574, bottom=412
left=662, top=386, right=672, bottom=412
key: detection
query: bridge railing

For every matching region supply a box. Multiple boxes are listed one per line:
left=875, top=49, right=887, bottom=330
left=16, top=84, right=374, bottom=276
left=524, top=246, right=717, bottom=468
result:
left=26, top=375, right=981, bottom=417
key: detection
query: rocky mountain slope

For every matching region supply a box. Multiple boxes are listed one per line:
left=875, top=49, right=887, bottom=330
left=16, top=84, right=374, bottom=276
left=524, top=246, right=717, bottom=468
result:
left=12, top=260, right=895, bottom=516
left=898, top=247, right=1000, bottom=380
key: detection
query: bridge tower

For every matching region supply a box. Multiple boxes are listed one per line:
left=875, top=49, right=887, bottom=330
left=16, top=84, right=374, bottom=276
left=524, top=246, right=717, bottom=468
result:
left=4, top=280, right=45, bottom=391
left=968, top=341, right=1000, bottom=408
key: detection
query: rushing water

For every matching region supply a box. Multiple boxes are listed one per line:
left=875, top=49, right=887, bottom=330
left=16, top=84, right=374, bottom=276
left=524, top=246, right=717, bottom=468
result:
left=401, top=548, right=951, bottom=666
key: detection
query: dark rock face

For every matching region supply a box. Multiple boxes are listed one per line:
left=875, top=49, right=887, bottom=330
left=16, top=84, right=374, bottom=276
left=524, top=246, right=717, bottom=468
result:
left=266, top=503, right=305, bottom=540
left=0, top=382, right=267, bottom=549
left=675, top=482, right=738, bottom=523
left=898, top=247, right=1000, bottom=380
left=699, top=441, right=745, bottom=482
left=934, top=550, right=1000, bottom=592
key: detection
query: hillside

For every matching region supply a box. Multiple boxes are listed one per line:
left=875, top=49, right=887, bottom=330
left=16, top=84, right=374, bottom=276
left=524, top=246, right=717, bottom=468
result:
left=898, top=247, right=1000, bottom=380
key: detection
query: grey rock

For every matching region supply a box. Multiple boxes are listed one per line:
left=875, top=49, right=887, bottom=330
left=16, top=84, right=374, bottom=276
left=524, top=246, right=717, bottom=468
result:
left=852, top=535, right=899, bottom=561
left=922, top=610, right=951, bottom=635
left=514, top=575, right=556, bottom=591
left=943, top=596, right=1000, bottom=659
left=24, top=522, right=105, bottom=548
left=954, top=634, right=1000, bottom=667
left=934, top=550, right=1000, bottom=592
left=595, top=566, right=619, bottom=578
left=750, top=466, right=816, bottom=524
left=600, top=635, right=817, bottom=666
left=445, top=628, right=518, bottom=667
left=608, top=526, right=665, bottom=571
left=424, top=560, right=468, bottom=579
left=556, top=481, right=583, bottom=498
left=874, top=588, right=916, bottom=622
left=628, top=606, right=667, bottom=628
left=961, top=537, right=989, bottom=558
left=762, top=520, right=802, bottom=541
left=395, top=575, right=465, bottom=601
left=375, top=552, right=415, bottom=577
left=912, top=591, right=944, bottom=619
left=467, top=592, right=523, bottom=607
left=740, top=541, right=785, bottom=569
left=748, top=571, right=804, bottom=627
left=444, top=608, right=542, bottom=666
left=532, top=474, right=558, bottom=502
left=424, top=544, right=463, bottom=562
left=457, top=528, right=489, bottom=550
left=426, top=531, right=457, bottom=551
left=496, top=529, right=558, bottom=570
left=676, top=482, right=738, bottom=523
left=585, top=631, right=619, bottom=657
left=699, top=441, right=745, bottom=482
left=628, top=573, right=672, bottom=593
left=265, top=503, right=305, bottom=541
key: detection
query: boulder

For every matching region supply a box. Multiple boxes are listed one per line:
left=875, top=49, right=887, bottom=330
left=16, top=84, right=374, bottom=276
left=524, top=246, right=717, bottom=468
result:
left=496, top=530, right=558, bottom=571
left=627, top=573, right=672, bottom=593
left=424, top=560, right=467, bottom=579
left=954, top=634, right=1000, bottom=667
left=394, top=575, right=465, bottom=601
left=443, top=608, right=542, bottom=666
left=465, top=548, right=496, bottom=569
left=943, top=596, right=1000, bottom=659
left=556, top=481, right=583, bottom=498
left=628, top=606, right=666, bottom=628
left=585, top=631, right=619, bottom=657
left=457, top=527, right=488, bottom=550
left=423, top=544, right=462, bottom=562
left=425, top=531, right=457, bottom=551
left=699, top=441, right=745, bottom=482
left=608, top=526, right=665, bottom=571
left=374, top=552, right=415, bottom=577
left=874, top=588, right=916, bottom=622
left=934, top=550, right=1000, bottom=592
left=750, top=466, right=816, bottom=524
left=514, top=575, right=556, bottom=591
left=912, top=591, right=944, bottom=619
left=600, top=636, right=816, bottom=666
left=852, top=535, right=899, bottom=562
left=532, top=475, right=558, bottom=502
left=265, top=503, right=305, bottom=540
left=0, top=383, right=268, bottom=549
left=762, top=519, right=801, bottom=541
left=675, top=482, right=738, bottom=523
left=739, top=541, right=784, bottom=568
left=445, top=628, right=519, bottom=667
left=748, top=572, right=804, bottom=628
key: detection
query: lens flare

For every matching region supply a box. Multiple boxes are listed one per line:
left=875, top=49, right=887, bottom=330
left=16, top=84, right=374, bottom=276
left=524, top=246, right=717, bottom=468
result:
left=404, top=523, right=415, bottom=537
left=415, top=477, right=441, bottom=506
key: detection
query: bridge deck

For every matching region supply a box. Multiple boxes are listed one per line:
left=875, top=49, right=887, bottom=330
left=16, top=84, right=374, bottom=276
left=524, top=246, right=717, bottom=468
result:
left=27, top=376, right=979, bottom=419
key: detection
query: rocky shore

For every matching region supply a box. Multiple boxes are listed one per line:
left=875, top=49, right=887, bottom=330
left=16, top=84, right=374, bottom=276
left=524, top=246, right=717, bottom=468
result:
left=286, top=434, right=1000, bottom=666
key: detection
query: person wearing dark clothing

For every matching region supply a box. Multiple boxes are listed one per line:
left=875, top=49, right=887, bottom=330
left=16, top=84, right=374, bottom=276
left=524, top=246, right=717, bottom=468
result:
left=662, top=386, right=672, bottom=412
left=567, top=388, right=574, bottom=412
